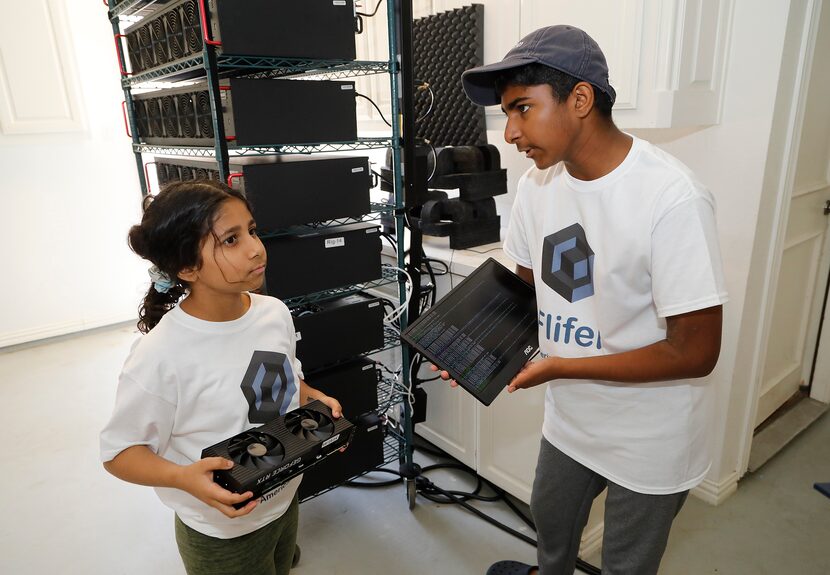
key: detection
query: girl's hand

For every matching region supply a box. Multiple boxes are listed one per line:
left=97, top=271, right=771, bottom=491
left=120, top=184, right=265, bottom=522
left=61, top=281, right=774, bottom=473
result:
left=315, top=394, right=343, bottom=419
left=177, top=457, right=258, bottom=518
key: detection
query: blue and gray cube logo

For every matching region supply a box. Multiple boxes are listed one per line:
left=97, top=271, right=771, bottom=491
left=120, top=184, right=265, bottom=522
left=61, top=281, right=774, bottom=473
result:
left=240, top=351, right=297, bottom=423
left=541, top=224, right=595, bottom=303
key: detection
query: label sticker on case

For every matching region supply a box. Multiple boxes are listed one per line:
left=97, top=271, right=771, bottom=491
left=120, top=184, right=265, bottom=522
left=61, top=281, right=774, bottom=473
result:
left=322, top=433, right=341, bottom=448
left=351, top=167, right=365, bottom=173
left=368, top=302, right=380, bottom=308
left=333, top=0, right=346, bottom=5
left=325, top=237, right=345, bottom=248
left=295, top=331, right=302, bottom=341
left=341, top=85, right=354, bottom=90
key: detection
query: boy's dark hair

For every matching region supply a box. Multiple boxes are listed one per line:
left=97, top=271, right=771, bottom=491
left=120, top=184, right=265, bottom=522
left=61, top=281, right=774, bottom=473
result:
left=128, top=179, right=251, bottom=333
left=493, top=63, right=614, bottom=118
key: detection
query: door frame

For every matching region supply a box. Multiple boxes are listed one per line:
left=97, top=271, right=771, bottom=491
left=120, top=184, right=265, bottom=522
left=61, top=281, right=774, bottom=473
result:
left=738, top=0, right=829, bottom=474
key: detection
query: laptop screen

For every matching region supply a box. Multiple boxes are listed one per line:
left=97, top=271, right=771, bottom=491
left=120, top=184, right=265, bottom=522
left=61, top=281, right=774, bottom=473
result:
left=401, top=258, right=539, bottom=405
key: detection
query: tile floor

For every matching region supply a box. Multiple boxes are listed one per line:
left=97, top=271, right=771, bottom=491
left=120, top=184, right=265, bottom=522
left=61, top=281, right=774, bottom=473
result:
left=0, top=324, right=828, bottom=574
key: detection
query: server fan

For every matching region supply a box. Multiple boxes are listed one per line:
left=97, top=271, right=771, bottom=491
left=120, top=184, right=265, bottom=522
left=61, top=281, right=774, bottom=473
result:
left=133, top=99, right=150, bottom=138
left=145, top=98, right=164, bottom=137
left=161, top=95, right=180, bottom=138
left=138, top=25, right=156, bottom=71
left=165, top=9, right=185, bottom=60
left=177, top=93, right=197, bottom=138
left=195, top=91, right=214, bottom=138
left=182, top=0, right=203, bottom=55
left=150, top=18, right=169, bottom=66
left=126, top=31, right=143, bottom=73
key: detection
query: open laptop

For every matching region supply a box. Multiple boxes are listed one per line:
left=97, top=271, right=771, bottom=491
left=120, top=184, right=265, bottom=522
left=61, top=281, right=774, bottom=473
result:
left=401, top=258, right=539, bottom=406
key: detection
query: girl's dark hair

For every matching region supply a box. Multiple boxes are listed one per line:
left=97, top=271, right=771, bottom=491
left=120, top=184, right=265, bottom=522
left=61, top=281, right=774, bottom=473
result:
left=494, top=63, right=614, bottom=118
left=128, top=179, right=251, bottom=333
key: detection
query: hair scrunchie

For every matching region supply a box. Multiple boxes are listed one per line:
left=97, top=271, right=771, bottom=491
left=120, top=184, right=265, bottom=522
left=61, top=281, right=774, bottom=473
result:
left=148, top=265, right=175, bottom=293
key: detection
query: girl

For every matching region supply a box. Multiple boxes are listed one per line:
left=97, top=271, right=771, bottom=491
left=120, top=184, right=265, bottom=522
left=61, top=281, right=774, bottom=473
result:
left=100, top=180, right=342, bottom=575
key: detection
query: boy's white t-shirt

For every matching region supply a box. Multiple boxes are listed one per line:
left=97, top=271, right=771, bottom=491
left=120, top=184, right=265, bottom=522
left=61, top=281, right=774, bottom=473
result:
left=503, top=136, right=728, bottom=494
left=100, top=293, right=305, bottom=538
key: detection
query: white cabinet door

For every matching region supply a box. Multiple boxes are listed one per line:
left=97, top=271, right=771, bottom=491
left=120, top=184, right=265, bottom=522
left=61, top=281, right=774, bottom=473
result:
left=415, top=377, right=479, bottom=468
left=476, top=382, right=546, bottom=504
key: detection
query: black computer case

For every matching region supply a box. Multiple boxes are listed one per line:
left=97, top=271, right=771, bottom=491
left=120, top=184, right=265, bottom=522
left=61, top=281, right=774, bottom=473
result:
left=262, top=222, right=382, bottom=299
left=304, top=357, right=380, bottom=418
left=123, top=0, right=356, bottom=78
left=132, top=78, right=357, bottom=146
left=153, top=155, right=371, bottom=230
left=293, top=294, right=385, bottom=372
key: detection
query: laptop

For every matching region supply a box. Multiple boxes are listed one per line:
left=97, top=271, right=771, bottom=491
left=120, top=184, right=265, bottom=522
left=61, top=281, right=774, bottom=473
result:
left=401, top=258, right=539, bottom=406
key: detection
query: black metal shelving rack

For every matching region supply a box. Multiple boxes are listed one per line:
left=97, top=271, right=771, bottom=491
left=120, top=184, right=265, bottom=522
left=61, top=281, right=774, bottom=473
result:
left=107, top=0, right=416, bottom=507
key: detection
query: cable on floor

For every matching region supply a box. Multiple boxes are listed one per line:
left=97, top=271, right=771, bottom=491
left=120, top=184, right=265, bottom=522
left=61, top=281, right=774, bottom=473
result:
left=344, top=440, right=602, bottom=575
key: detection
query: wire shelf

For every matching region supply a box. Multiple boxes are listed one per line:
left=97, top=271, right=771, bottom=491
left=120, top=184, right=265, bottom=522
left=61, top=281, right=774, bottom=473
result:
left=109, top=0, right=164, bottom=19
left=133, top=138, right=394, bottom=156
left=282, top=266, right=402, bottom=309
left=121, top=56, right=391, bottom=87
left=257, top=203, right=393, bottom=240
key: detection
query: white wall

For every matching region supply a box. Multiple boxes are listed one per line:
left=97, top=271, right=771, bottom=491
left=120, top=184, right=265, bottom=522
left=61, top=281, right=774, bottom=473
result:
left=0, top=1, right=147, bottom=347
left=640, top=0, right=795, bottom=493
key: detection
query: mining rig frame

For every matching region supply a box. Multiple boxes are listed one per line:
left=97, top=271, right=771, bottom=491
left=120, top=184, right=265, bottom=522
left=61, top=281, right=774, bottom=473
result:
left=106, top=0, right=419, bottom=508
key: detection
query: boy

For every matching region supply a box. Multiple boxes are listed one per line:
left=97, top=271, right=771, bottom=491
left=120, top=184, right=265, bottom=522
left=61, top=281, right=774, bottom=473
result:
left=456, top=25, right=728, bottom=575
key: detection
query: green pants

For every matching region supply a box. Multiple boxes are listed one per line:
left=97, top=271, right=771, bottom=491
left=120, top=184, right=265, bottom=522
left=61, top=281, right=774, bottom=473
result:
left=174, top=496, right=299, bottom=575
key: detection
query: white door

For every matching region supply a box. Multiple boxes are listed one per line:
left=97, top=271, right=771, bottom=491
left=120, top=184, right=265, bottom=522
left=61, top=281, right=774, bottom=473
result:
left=756, top=0, right=830, bottom=427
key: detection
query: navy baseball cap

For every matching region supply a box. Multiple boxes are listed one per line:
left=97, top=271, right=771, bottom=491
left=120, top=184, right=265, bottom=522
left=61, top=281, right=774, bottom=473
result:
left=461, top=25, right=616, bottom=107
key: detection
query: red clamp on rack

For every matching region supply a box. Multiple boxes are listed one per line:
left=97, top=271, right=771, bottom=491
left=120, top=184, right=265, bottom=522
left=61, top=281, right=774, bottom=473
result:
left=227, top=172, right=244, bottom=188
left=143, top=161, right=158, bottom=195
left=121, top=101, right=132, bottom=137
left=198, top=0, right=222, bottom=46
left=113, top=34, right=132, bottom=77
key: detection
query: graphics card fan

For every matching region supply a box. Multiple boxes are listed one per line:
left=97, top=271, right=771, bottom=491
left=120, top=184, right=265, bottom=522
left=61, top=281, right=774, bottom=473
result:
left=227, top=431, right=285, bottom=470
left=284, top=409, right=335, bottom=442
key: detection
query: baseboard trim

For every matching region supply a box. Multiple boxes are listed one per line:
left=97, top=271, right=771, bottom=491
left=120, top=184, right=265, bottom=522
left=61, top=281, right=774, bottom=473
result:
left=691, top=471, right=739, bottom=506
left=0, top=314, right=136, bottom=349
left=747, top=398, right=829, bottom=472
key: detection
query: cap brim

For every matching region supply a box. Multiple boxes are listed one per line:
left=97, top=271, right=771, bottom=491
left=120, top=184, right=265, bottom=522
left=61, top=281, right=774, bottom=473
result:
left=461, top=56, right=538, bottom=106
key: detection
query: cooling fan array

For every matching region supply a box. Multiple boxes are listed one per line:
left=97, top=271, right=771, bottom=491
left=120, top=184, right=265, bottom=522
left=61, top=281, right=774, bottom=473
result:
left=132, top=83, right=215, bottom=145
left=201, top=400, right=354, bottom=507
left=123, top=0, right=203, bottom=76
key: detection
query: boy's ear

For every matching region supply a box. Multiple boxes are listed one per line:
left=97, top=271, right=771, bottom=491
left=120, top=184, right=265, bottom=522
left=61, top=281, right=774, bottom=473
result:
left=572, top=81, right=595, bottom=119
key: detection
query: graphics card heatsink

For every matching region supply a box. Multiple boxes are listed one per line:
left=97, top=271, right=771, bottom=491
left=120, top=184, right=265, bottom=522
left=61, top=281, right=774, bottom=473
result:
left=201, top=400, right=354, bottom=507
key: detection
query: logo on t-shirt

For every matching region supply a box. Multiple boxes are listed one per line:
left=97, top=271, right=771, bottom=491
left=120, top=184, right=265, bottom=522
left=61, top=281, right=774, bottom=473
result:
left=541, top=223, right=595, bottom=303
left=240, top=351, right=297, bottom=424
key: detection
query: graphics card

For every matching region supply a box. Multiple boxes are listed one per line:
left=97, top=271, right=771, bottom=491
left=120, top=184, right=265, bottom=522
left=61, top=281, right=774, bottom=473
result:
left=201, top=400, right=354, bottom=506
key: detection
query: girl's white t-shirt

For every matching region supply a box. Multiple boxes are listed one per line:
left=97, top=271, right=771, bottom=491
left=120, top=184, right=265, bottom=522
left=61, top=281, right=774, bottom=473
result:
left=101, top=293, right=304, bottom=538
left=503, top=136, right=728, bottom=494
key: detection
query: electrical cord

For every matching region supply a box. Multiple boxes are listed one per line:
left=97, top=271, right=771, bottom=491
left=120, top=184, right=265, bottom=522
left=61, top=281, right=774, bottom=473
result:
left=415, top=83, right=435, bottom=123
left=345, top=440, right=602, bottom=574
left=356, top=0, right=384, bottom=17
left=382, top=266, right=413, bottom=325
left=355, top=92, right=392, bottom=127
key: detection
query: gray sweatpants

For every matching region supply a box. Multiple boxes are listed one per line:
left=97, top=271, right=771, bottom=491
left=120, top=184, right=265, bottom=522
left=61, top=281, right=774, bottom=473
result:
left=531, top=438, right=688, bottom=575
